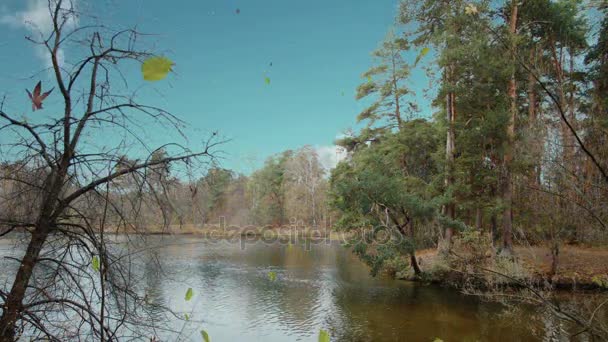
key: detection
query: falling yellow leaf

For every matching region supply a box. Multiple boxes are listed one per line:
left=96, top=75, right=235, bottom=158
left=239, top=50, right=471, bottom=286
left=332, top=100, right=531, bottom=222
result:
left=201, top=330, right=210, bottom=342
left=415, top=47, right=431, bottom=66
left=92, top=255, right=100, bottom=272
left=185, top=287, right=194, bottom=301
left=142, top=56, right=174, bottom=81
left=319, top=329, right=330, bottom=342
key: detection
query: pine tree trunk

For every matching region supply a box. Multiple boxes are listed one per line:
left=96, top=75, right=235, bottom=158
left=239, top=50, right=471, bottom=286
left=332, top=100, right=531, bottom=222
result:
left=491, top=214, right=499, bottom=247
left=392, top=54, right=403, bottom=130
left=444, top=66, right=457, bottom=247
left=527, top=48, right=540, bottom=188
left=475, top=207, right=483, bottom=230
left=549, top=242, right=560, bottom=277
left=501, top=0, right=518, bottom=256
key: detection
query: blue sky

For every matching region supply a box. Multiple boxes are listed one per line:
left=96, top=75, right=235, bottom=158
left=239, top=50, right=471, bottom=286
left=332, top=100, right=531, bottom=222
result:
left=0, top=0, right=431, bottom=173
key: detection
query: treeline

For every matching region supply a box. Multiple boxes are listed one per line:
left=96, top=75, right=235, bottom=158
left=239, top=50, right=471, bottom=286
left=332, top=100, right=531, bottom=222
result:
left=108, top=145, right=333, bottom=229
left=327, top=0, right=608, bottom=276
left=1, top=147, right=333, bottom=232
left=110, top=145, right=332, bottom=229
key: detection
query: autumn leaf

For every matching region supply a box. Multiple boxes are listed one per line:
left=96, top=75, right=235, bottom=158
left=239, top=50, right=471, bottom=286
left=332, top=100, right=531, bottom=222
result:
left=91, top=255, right=100, bottom=272
left=201, top=330, right=210, bottom=342
left=415, top=47, right=430, bottom=66
left=142, top=56, right=174, bottom=81
left=318, top=329, right=330, bottom=342
left=185, top=287, right=194, bottom=301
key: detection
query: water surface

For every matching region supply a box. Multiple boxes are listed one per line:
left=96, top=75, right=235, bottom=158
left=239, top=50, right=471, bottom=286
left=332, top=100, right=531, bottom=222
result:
left=1, top=236, right=543, bottom=341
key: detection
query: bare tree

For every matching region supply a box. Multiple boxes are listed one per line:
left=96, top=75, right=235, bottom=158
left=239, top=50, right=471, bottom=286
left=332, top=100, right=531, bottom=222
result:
left=284, top=146, right=326, bottom=227
left=0, top=1, right=221, bottom=340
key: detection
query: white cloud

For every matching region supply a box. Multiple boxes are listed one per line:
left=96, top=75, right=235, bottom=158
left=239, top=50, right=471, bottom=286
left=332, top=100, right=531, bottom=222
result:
left=1, top=0, right=77, bottom=67
left=315, top=145, right=347, bottom=171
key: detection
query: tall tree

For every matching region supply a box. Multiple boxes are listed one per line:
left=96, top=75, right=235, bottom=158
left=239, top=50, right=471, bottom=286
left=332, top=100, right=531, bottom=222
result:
left=501, top=0, right=519, bottom=255
left=356, top=32, right=415, bottom=131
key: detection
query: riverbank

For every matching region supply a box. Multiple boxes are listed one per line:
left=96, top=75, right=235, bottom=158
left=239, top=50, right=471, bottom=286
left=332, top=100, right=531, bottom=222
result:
left=415, top=245, right=608, bottom=291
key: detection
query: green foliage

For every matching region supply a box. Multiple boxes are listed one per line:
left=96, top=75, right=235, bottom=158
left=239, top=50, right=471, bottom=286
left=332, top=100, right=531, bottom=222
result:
left=141, top=56, right=174, bottom=81
left=436, top=214, right=468, bottom=233
left=248, top=151, right=293, bottom=226
left=200, top=167, right=236, bottom=215
left=330, top=120, right=441, bottom=276
left=268, top=271, right=277, bottom=281
left=355, top=31, right=415, bottom=129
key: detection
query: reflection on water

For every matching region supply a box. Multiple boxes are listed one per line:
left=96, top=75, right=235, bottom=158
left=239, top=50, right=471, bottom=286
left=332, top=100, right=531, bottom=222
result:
left=0, top=235, right=549, bottom=341
left=114, top=236, right=539, bottom=342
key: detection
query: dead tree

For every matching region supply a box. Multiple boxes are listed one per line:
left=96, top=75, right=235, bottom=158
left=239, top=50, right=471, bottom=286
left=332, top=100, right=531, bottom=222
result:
left=0, top=1, right=221, bottom=340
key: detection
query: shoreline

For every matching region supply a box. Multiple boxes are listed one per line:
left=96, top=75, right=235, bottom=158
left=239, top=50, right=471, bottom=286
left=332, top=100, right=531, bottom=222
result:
left=3, top=228, right=606, bottom=291
left=408, top=246, right=608, bottom=292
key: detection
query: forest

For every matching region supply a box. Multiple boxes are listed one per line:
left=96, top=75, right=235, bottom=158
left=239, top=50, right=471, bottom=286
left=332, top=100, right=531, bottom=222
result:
left=1, top=0, right=608, bottom=340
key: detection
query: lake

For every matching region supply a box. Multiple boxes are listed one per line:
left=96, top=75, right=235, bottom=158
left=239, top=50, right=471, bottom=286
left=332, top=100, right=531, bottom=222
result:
left=0, top=235, right=556, bottom=341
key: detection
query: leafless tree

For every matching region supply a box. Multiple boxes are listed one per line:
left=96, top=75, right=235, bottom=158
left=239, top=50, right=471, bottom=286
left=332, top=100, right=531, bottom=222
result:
left=0, top=0, right=222, bottom=340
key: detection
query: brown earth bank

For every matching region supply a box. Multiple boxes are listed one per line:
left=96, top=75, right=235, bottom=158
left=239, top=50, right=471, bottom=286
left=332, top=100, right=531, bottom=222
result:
left=415, top=245, right=608, bottom=291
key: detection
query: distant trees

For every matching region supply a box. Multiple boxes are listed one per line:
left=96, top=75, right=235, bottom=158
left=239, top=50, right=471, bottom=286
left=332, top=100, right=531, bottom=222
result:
left=284, top=146, right=327, bottom=227
left=248, top=151, right=291, bottom=226
left=248, top=147, right=329, bottom=227
left=2, top=146, right=332, bottom=231
left=92, top=145, right=332, bottom=229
